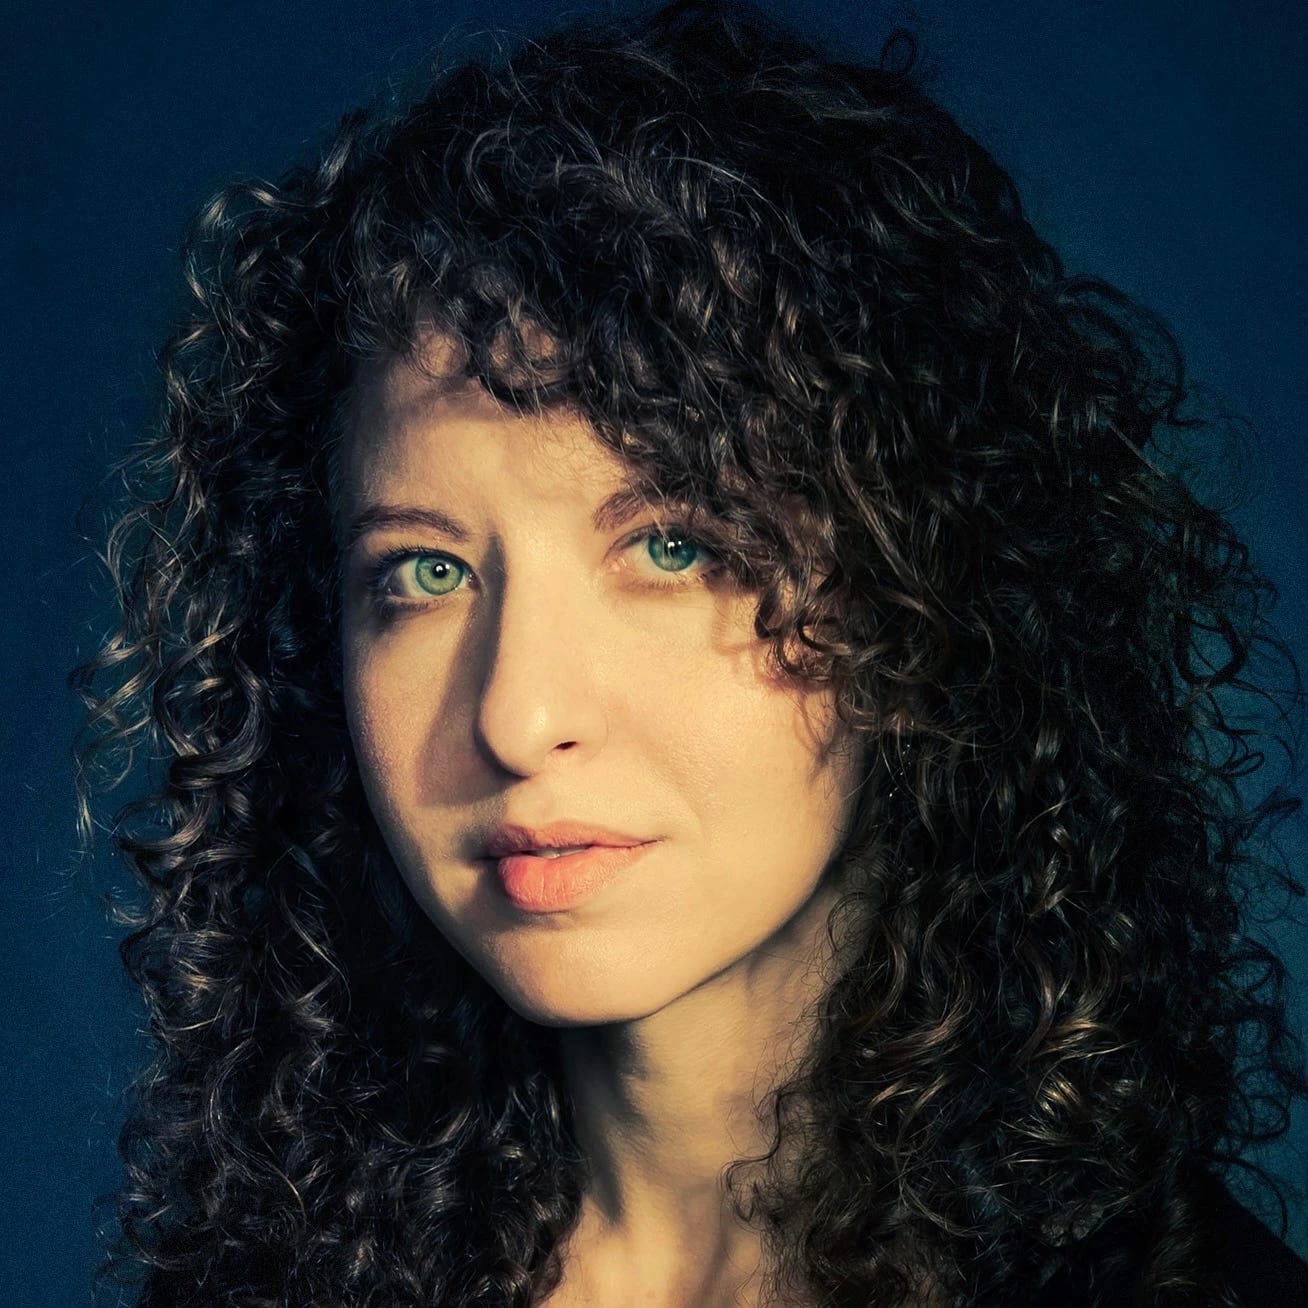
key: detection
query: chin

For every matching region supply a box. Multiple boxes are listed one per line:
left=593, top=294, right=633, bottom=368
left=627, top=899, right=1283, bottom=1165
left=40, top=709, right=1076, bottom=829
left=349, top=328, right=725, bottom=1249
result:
left=487, top=965, right=680, bottom=1029
left=500, top=993, right=653, bottom=1029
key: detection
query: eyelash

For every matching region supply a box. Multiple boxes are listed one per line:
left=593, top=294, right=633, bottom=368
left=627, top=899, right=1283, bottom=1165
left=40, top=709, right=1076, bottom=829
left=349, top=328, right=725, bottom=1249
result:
left=362, top=524, right=726, bottom=611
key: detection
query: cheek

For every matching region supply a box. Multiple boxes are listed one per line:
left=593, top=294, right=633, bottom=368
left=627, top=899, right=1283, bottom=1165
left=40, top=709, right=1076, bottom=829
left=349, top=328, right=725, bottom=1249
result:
left=342, top=638, right=423, bottom=818
left=683, top=682, right=856, bottom=860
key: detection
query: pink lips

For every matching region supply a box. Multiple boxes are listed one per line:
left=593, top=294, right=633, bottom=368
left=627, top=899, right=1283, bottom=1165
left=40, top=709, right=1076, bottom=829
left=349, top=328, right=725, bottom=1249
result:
left=491, top=843, right=656, bottom=913
left=482, top=819, right=650, bottom=859
left=479, top=819, right=656, bottom=913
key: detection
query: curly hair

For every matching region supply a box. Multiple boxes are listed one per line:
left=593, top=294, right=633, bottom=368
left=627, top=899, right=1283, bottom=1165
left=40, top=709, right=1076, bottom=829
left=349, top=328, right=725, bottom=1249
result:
left=70, top=1, right=1308, bottom=1303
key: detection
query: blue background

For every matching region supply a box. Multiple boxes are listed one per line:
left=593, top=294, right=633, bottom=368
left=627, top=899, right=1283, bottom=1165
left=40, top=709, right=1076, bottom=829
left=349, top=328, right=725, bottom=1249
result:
left=3, top=1, right=1305, bottom=1302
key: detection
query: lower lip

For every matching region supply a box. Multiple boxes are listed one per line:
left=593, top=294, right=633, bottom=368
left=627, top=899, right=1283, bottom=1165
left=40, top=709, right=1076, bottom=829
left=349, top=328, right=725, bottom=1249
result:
left=491, top=843, right=655, bottom=913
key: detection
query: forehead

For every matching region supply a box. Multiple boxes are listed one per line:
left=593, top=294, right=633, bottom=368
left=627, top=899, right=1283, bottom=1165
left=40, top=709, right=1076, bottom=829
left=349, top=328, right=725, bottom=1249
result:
left=333, top=338, right=672, bottom=545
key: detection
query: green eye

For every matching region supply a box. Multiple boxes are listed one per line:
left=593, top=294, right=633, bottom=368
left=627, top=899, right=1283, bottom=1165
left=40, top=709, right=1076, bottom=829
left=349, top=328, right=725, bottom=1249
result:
left=411, top=556, right=463, bottom=596
left=364, top=524, right=724, bottom=612
left=366, top=549, right=467, bottom=603
left=646, top=533, right=704, bottom=573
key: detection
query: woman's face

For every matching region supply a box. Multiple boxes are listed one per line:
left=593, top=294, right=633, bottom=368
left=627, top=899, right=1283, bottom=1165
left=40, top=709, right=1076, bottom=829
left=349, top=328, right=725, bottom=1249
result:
left=338, top=343, right=864, bottom=1025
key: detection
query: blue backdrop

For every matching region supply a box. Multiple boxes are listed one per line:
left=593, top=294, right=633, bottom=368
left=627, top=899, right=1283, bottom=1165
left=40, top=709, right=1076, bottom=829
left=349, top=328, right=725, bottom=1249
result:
left=3, top=1, right=1305, bottom=1302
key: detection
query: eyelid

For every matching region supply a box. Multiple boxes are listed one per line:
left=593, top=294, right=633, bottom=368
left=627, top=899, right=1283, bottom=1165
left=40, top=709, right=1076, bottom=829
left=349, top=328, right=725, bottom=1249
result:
left=616, top=517, right=710, bottom=547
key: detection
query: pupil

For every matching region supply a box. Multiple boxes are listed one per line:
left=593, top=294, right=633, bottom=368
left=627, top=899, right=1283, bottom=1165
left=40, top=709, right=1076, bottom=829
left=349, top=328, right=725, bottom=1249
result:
left=653, top=536, right=695, bottom=570
left=416, top=558, right=458, bottom=594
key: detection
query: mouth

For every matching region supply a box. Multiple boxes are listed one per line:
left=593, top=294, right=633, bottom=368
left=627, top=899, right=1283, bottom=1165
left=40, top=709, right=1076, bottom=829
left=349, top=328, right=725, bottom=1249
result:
left=479, top=841, right=649, bottom=863
left=488, top=841, right=657, bottom=913
left=480, top=821, right=653, bottom=862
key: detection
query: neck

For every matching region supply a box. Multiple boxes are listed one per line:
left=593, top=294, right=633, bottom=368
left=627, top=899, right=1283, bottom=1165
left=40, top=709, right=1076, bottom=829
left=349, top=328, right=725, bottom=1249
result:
left=552, top=874, right=848, bottom=1303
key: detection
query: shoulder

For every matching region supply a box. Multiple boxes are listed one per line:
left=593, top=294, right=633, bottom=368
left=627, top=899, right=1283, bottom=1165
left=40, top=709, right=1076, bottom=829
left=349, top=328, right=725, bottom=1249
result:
left=1199, top=1174, right=1308, bottom=1307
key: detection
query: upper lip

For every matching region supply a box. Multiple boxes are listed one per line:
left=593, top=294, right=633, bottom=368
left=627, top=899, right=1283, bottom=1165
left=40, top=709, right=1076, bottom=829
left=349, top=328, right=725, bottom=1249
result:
left=481, top=820, right=653, bottom=858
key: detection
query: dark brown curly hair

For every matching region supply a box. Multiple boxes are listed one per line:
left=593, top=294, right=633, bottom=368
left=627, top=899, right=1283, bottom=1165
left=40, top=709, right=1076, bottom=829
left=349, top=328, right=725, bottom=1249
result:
left=69, top=1, right=1308, bottom=1303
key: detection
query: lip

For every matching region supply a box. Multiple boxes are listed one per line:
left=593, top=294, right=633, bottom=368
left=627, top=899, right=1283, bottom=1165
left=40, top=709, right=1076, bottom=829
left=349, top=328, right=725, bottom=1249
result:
left=490, top=842, right=657, bottom=913
left=481, top=819, right=651, bottom=859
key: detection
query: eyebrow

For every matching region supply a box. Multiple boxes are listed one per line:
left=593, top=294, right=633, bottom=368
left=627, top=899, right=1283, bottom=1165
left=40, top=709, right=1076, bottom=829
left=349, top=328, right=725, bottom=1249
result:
left=343, top=484, right=661, bottom=552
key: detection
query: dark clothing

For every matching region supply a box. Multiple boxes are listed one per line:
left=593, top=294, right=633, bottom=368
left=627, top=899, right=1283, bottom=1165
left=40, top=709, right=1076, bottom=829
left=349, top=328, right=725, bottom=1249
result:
left=1204, top=1178, right=1308, bottom=1307
left=1033, top=1174, right=1307, bottom=1305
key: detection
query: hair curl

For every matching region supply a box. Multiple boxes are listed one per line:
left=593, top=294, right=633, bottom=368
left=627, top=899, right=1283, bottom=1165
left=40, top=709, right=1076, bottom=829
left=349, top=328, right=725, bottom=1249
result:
left=70, top=1, right=1307, bottom=1303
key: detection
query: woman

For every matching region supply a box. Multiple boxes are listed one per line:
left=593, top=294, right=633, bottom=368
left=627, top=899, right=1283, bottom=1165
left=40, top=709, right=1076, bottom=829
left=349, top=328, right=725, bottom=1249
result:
left=70, top=0, right=1308, bottom=1303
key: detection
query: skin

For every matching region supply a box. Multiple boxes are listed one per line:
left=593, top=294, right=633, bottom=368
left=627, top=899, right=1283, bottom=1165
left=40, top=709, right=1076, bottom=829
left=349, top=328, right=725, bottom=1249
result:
left=337, top=335, right=866, bottom=1306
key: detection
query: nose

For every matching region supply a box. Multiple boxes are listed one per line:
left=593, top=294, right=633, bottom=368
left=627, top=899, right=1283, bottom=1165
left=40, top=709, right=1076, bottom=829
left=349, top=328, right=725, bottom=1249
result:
left=474, top=564, right=609, bottom=776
